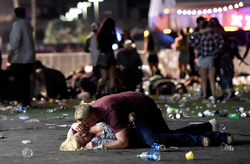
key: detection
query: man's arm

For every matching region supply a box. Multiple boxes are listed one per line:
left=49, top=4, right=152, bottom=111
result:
left=104, top=127, right=130, bottom=149
left=84, top=37, right=90, bottom=53
left=84, top=127, right=130, bottom=150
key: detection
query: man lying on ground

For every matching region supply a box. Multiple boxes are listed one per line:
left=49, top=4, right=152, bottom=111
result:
left=61, top=93, right=233, bottom=151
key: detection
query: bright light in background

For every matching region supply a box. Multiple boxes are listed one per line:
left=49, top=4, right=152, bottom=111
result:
left=187, top=10, right=191, bottom=15
left=189, top=28, right=193, bottom=33
left=163, top=29, right=171, bottom=34
left=198, top=10, right=202, bottom=15
left=207, top=9, right=212, bottom=14
left=69, top=7, right=82, bottom=14
left=228, top=5, right=233, bottom=10
left=144, top=30, right=149, bottom=37
left=213, top=8, right=218, bottom=13
left=246, top=15, right=250, bottom=27
left=231, top=14, right=243, bottom=27
left=239, top=2, right=244, bottom=7
left=177, top=10, right=182, bottom=15
left=243, top=27, right=250, bottom=31
left=223, top=6, right=228, bottom=11
left=183, top=10, right=187, bottom=15
left=163, top=8, right=170, bottom=14
left=115, top=28, right=122, bottom=41
left=203, top=9, right=207, bottom=15
left=65, top=12, right=75, bottom=21
left=60, top=15, right=65, bottom=21
left=224, top=26, right=238, bottom=32
left=77, top=2, right=91, bottom=9
left=112, top=43, right=118, bottom=50
left=192, top=10, right=196, bottom=15
left=218, top=7, right=222, bottom=12
left=234, top=4, right=239, bottom=9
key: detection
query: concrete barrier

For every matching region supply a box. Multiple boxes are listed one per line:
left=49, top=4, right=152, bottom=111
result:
left=1, top=46, right=250, bottom=78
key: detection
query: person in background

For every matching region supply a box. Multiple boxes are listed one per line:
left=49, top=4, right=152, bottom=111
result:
left=116, top=40, right=143, bottom=91
left=240, top=32, right=250, bottom=65
left=8, top=7, right=36, bottom=107
left=218, top=38, right=246, bottom=100
left=171, top=29, right=190, bottom=79
left=118, top=29, right=134, bottom=49
left=138, top=33, right=160, bottom=77
left=95, top=18, right=117, bottom=99
left=192, top=17, right=213, bottom=98
left=189, top=21, right=224, bottom=100
left=84, top=22, right=101, bottom=81
left=34, top=60, right=69, bottom=101
left=209, top=17, right=227, bottom=88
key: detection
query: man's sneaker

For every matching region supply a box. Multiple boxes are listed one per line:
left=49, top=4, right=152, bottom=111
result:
left=227, top=136, right=233, bottom=145
left=209, top=118, right=219, bottom=132
left=203, top=137, right=210, bottom=146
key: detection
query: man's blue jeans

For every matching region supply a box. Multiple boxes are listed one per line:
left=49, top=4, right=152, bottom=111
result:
left=131, top=93, right=230, bottom=147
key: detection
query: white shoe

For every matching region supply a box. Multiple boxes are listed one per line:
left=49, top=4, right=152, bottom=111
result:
left=209, top=118, right=219, bottom=132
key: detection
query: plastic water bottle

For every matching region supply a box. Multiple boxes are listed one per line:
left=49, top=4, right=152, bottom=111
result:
left=151, top=143, right=166, bottom=152
left=228, top=113, right=239, bottom=119
left=22, top=148, right=33, bottom=158
left=220, top=142, right=234, bottom=151
left=137, top=152, right=161, bottom=161
left=236, top=107, right=244, bottom=112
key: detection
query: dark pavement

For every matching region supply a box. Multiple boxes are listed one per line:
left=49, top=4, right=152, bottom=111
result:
left=1, top=114, right=250, bottom=164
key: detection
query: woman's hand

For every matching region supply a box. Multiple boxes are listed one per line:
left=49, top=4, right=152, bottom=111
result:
left=84, top=142, right=98, bottom=150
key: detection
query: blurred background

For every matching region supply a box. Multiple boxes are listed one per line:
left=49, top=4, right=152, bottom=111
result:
left=1, top=0, right=250, bottom=77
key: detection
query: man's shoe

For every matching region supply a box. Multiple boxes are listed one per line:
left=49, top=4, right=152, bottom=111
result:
left=203, top=137, right=210, bottom=146
left=209, top=118, right=219, bottom=132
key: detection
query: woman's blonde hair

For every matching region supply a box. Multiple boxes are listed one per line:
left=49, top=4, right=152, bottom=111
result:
left=60, top=134, right=84, bottom=151
left=74, top=101, right=95, bottom=121
left=60, top=123, right=86, bottom=151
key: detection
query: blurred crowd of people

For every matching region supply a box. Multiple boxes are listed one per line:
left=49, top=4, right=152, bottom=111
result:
left=1, top=7, right=250, bottom=107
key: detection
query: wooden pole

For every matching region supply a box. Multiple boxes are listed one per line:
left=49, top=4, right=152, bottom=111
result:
left=31, top=0, right=36, bottom=41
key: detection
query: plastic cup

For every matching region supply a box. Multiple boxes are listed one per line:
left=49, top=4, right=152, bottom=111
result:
left=22, top=148, right=33, bottom=158
left=185, top=151, right=194, bottom=160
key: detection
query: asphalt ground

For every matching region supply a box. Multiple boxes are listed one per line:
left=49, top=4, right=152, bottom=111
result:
left=1, top=111, right=250, bottom=164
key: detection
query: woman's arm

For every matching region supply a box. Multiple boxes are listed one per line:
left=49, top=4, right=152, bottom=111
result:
left=137, top=40, right=148, bottom=55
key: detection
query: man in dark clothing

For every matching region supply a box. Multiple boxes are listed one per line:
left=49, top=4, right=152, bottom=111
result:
left=34, top=60, right=69, bottom=100
left=8, top=7, right=36, bottom=106
left=116, top=40, right=143, bottom=91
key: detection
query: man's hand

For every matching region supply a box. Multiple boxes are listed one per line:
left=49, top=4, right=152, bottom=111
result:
left=71, top=122, right=88, bottom=134
left=84, top=142, right=98, bottom=150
